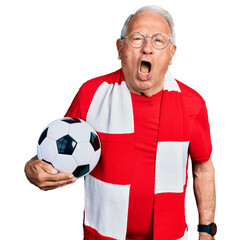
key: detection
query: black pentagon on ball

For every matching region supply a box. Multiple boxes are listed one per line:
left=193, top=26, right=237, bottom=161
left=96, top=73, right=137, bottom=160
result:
left=56, top=134, right=77, bottom=155
left=38, top=127, right=48, bottom=145
left=89, top=132, right=100, bottom=151
left=73, top=164, right=90, bottom=178
left=61, top=117, right=81, bottom=124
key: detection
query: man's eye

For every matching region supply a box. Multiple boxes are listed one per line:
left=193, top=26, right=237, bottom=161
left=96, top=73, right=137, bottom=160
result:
left=155, top=38, right=164, bottom=43
left=133, top=37, right=142, bottom=41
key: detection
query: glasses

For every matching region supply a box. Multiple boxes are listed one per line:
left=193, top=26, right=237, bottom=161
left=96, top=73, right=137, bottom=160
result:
left=123, top=32, right=170, bottom=50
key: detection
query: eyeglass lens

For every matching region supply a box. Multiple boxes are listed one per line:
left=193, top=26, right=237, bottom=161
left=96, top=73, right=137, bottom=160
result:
left=128, top=32, right=169, bottom=49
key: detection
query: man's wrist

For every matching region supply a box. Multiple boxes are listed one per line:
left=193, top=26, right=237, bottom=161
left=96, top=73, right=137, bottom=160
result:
left=198, top=222, right=217, bottom=237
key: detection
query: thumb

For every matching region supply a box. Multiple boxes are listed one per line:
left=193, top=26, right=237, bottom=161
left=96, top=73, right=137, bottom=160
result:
left=40, top=160, right=58, bottom=175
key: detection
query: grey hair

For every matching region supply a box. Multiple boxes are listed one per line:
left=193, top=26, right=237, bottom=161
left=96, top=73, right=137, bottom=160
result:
left=120, top=5, right=176, bottom=45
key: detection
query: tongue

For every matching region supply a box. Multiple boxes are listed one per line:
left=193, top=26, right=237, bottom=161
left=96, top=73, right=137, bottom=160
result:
left=140, top=61, right=150, bottom=73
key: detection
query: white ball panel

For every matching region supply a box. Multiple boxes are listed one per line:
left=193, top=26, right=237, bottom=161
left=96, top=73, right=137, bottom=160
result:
left=37, top=144, right=42, bottom=160
left=73, top=142, right=95, bottom=166
left=37, top=117, right=101, bottom=176
left=47, top=120, right=70, bottom=140
left=79, top=120, right=98, bottom=135
left=68, top=122, right=91, bottom=143
left=84, top=121, right=98, bottom=136
left=46, top=118, right=61, bottom=127
left=89, top=149, right=101, bottom=171
left=83, top=120, right=98, bottom=132
left=52, top=155, right=77, bottom=173
left=38, top=137, right=58, bottom=163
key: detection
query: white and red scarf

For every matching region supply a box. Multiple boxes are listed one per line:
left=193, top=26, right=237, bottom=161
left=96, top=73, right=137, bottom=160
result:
left=67, top=69, right=192, bottom=240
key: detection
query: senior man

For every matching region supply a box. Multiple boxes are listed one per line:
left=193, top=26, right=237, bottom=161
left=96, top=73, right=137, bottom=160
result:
left=25, top=6, right=216, bottom=240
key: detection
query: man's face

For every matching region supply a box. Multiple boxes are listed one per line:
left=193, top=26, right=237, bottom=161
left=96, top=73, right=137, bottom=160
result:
left=117, top=11, right=176, bottom=96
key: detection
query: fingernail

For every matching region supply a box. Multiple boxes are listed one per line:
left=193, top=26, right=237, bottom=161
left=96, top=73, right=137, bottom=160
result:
left=52, top=168, right=58, bottom=174
left=69, top=174, right=74, bottom=178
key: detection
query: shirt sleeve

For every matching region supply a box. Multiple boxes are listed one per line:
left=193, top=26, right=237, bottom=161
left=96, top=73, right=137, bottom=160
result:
left=64, top=89, right=82, bottom=119
left=189, top=103, right=212, bottom=163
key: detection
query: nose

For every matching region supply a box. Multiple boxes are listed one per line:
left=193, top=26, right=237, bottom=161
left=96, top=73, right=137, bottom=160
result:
left=142, top=36, right=153, bottom=55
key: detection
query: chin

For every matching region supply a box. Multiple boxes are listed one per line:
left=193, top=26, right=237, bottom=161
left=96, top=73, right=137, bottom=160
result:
left=135, top=83, right=153, bottom=94
left=136, top=78, right=153, bottom=88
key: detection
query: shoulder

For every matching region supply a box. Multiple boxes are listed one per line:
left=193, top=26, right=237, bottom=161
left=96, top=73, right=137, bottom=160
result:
left=80, top=69, right=123, bottom=92
left=74, top=69, right=123, bottom=111
left=176, top=79, right=206, bottom=116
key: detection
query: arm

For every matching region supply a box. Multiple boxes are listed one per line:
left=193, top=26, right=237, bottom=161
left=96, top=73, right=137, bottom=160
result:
left=192, top=158, right=216, bottom=240
left=24, top=155, right=77, bottom=191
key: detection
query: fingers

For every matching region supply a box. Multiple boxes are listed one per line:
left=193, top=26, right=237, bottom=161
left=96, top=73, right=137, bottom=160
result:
left=37, top=168, right=77, bottom=191
left=25, top=156, right=77, bottom=191
left=28, top=156, right=58, bottom=176
left=40, top=174, right=77, bottom=191
left=39, top=160, right=58, bottom=175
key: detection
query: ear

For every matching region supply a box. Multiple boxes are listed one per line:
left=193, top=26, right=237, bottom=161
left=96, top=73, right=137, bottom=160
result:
left=116, top=39, right=123, bottom=60
left=169, top=44, right=177, bottom=65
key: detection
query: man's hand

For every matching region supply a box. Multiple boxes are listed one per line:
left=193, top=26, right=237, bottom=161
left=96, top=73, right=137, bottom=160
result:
left=24, top=155, right=77, bottom=191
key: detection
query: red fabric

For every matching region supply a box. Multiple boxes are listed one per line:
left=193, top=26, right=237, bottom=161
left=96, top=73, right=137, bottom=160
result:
left=84, top=225, right=116, bottom=240
left=157, top=90, right=190, bottom=142
left=189, top=105, right=212, bottom=162
left=90, top=132, right=135, bottom=185
left=154, top=192, right=187, bottom=239
left=64, top=69, right=212, bottom=239
left=126, top=91, right=163, bottom=238
left=177, top=80, right=212, bottom=162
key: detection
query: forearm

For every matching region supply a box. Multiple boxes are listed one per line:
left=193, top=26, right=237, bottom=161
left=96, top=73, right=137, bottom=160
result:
left=193, top=159, right=216, bottom=225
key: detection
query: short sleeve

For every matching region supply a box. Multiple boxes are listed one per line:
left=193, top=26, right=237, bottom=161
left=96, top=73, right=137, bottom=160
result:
left=189, top=104, right=212, bottom=163
left=65, top=89, right=82, bottom=119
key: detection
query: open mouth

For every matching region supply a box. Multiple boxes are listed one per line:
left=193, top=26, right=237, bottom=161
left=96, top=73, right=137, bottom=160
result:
left=140, top=61, right=151, bottom=75
left=139, top=61, right=151, bottom=79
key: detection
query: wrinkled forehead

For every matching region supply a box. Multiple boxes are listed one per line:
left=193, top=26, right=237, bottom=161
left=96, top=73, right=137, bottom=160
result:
left=126, top=11, right=171, bottom=36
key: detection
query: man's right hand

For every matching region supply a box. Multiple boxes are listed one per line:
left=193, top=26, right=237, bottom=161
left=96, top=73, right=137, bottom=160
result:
left=24, top=155, right=77, bottom=191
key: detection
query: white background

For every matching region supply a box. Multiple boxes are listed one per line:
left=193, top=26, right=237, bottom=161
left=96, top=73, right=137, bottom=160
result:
left=0, top=0, right=240, bottom=239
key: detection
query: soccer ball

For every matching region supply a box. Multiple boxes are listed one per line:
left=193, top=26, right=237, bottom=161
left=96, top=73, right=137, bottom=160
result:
left=37, top=117, right=101, bottom=178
